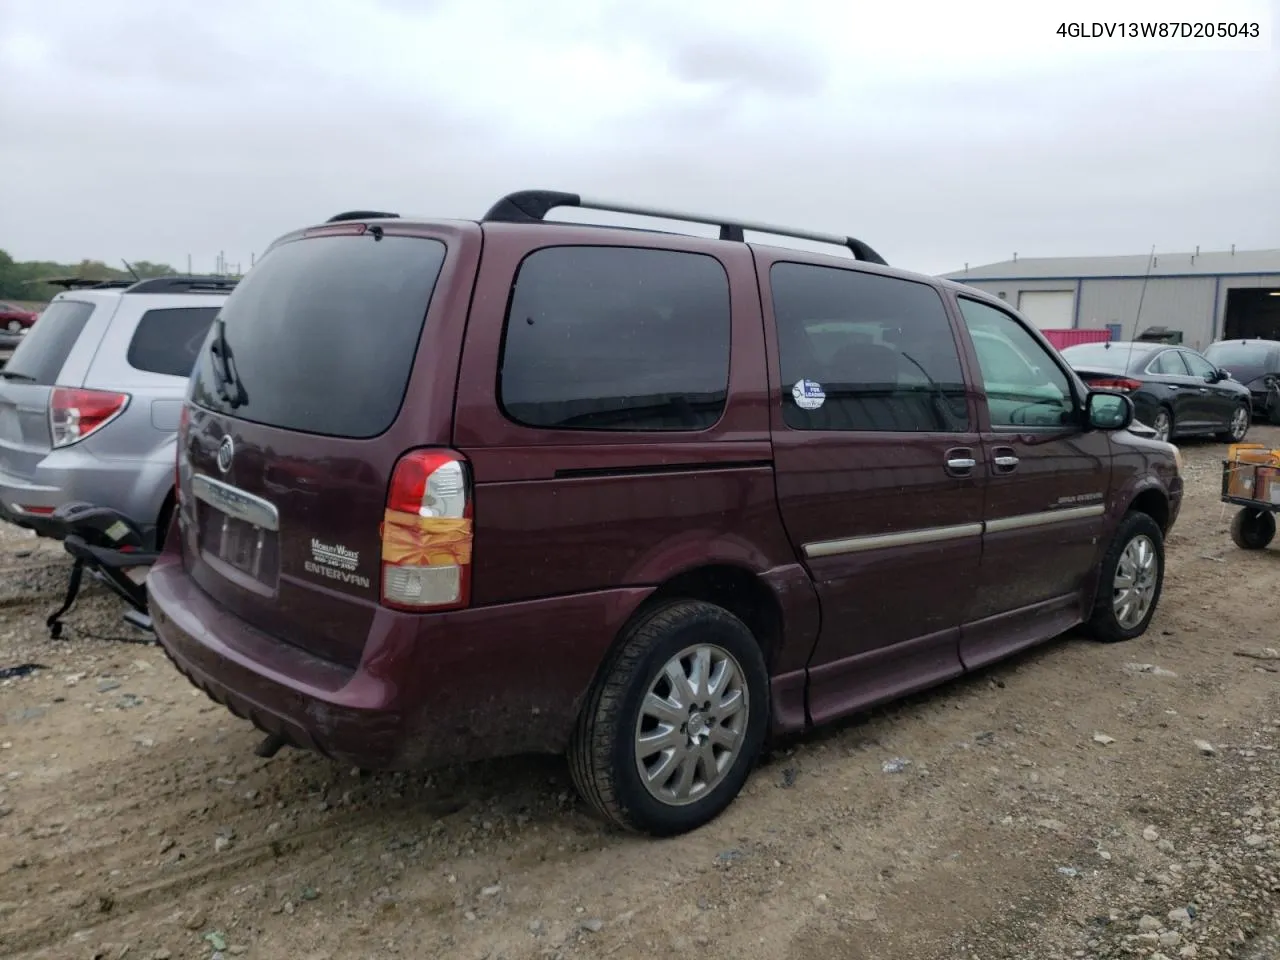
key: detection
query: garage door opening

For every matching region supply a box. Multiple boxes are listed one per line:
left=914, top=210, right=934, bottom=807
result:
left=1223, top=288, right=1280, bottom=340
left=1016, top=290, right=1075, bottom=330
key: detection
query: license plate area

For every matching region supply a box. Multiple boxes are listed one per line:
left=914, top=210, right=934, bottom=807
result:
left=197, top=501, right=280, bottom=589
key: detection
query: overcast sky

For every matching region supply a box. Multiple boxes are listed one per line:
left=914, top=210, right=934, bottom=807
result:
left=1, top=0, right=1277, bottom=275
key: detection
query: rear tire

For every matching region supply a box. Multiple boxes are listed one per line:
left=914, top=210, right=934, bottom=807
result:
left=1150, top=407, right=1174, bottom=444
left=569, top=599, right=769, bottom=836
left=1084, top=512, right=1165, bottom=643
left=1217, top=403, right=1251, bottom=443
left=1231, top=508, right=1276, bottom=550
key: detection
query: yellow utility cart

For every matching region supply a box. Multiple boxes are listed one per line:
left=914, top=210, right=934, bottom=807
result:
left=1222, top=443, right=1280, bottom=550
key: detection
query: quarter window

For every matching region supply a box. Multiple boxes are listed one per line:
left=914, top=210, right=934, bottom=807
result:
left=127, top=307, right=221, bottom=377
left=769, top=263, right=969, bottom=432
left=956, top=297, right=1076, bottom=429
left=499, top=247, right=732, bottom=432
left=1148, top=350, right=1189, bottom=376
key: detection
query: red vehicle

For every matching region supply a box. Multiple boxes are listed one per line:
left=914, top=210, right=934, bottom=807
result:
left=0, top=301, right=39, bottom=333
left=149, top=191, right=1184, bottom=836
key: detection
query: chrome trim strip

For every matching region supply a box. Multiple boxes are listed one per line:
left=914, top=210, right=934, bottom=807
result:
left=984, top=504, right=1104, bottom=534
left=192, top=474, right=280, bottom=531
left=802, top=504, right=1106, bottom=558
left=803, top=522, right=984, bottom=558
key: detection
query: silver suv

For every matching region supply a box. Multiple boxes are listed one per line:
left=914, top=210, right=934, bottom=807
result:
left=0, top=276, right=235, bottom=548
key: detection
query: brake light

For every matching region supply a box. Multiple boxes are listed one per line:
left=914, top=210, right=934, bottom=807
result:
left=1090, top=377, right=1143, bottom=393
left=49, top=388, right=129, bottom=448
left=380, top=449, right=472, bottom=611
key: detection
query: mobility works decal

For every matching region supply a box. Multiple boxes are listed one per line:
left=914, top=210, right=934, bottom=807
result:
left=304, top=538, right=371, bottom=589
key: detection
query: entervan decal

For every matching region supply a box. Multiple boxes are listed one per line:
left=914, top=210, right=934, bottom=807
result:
left=304, top=538, right=370, bottom=589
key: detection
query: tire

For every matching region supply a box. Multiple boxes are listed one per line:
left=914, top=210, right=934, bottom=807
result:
left=1216, top=403, right=1251, bottom=443
left=1150, top=407, right=1174, bottom=444
left=1231, top=508, right=1276, bottom=550
left=1084, top=511, right=1165, bottom=643
left=569, top=599, right=770, bottom=836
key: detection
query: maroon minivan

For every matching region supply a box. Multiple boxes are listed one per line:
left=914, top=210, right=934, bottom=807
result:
left=149, top=191, right=1183, bottom=836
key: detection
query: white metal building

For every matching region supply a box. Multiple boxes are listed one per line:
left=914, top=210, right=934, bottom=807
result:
left=942, top=248, right=1280, bottom=350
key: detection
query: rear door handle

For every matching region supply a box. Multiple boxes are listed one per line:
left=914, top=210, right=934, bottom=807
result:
left=947, top=457, right=976, bottom=469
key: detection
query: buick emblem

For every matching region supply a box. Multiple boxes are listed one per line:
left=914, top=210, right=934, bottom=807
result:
left=216, top=436, right=235, bottom=474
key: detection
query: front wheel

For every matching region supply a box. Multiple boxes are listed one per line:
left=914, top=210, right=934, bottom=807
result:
left=1231, top=508, right=1276, bottom=550
left=1217, top=403, right=1251, bottom=443
left=569, top=600, right=770, bottom=836
left=1085, top=511, right=1165, bottom=643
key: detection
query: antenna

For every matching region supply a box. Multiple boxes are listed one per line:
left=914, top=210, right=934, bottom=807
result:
left=1124, top=246, right=1158, bottom=398
left=121, top=259, right=140, bottom=281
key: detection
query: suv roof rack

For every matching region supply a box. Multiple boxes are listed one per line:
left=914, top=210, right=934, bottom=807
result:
left=41, top=277, right=136, bottom=291
left=327, top=210, right=401, bottom=223
left=483, top=189, right=889, bottom=265
left=124, top=276, right=240, bottom=295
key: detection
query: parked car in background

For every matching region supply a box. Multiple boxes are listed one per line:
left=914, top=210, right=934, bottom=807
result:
left=0, top=276, right=235, bottom=549
left=1203, top=338, right=1280, bottom=424
left=1060, top=340, right=1252, bottom=444
left=0, top=301, right=40, bottom=333
left=149, top=192, right=1183, bottom=837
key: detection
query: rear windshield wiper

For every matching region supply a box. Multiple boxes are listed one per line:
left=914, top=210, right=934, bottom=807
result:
left=0, top=370, right=36, bottom=382
left=208, top=315, right=247, bottom=408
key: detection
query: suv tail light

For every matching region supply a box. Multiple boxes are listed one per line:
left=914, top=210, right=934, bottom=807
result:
left=1090, top=377, right=1143, bottom=393
left=49, top=388, right=129, bottom=448
left=380, top=449, right=472, bottom=611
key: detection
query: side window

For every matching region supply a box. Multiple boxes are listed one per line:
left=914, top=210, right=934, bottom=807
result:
left=1181, top=351, right=1217, bottom=379
left=499, top=247, right=731, bottom=431
left=1148, top=350, right=1189, bottom=376
left=770, top=263, right=969, bottom=432
left=127, top=307, right=221, bottom=377
left=956, top=297, right=1076, bottom=429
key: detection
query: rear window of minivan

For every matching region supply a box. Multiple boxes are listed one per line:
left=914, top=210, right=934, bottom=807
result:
left=189, top=234, right=446, bottom=438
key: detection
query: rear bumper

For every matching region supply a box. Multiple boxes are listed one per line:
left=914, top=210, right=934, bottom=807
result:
left=148, top=554, right=650, bottom=771
left=0, top=449, right=167, bottom=543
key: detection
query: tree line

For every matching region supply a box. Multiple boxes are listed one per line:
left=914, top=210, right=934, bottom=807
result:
left=0, top=248, right=181, bottom=303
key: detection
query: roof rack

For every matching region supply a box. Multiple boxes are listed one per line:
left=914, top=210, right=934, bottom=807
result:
left=327, top=210, right=400, bottom=223
left=483, top=190, right=889, bottom=265
left=124, top=276, right=239, bottom=295
left=40, top=277, right=135, bottom=291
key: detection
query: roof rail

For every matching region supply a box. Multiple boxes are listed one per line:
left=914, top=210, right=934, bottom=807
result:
left=40, top=277, right=135, bottom=291
left=124, top=276, right=240, bottom=295
left=483, top=189, right=889, bottom=265
left=326, top=210, right=400, bottom=223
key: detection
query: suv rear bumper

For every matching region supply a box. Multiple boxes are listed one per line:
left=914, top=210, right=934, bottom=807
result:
left=147, top=553, right=647, bottom=771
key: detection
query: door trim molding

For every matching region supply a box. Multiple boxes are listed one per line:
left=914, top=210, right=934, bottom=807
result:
left=803, top=522, right=983, bottom=558
left=803, top=504, right=1104, bottom=558
left=984, top=503, right=1104, bottom=534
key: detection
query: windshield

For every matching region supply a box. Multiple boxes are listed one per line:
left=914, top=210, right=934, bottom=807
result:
left=1059, top=342, right=1132, bottom=373
left=1204, top=343, right=1277, bottom=368
left=189, top=233, right=446, bottom=438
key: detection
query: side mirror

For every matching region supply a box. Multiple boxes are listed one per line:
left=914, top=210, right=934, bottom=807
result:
left=1218, top=368, right=1231, bottom=381
left=1086, top=390, right=1134, bottom=431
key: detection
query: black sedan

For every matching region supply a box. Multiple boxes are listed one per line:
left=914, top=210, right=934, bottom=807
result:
left=1060, top=340, right=1253, bottom=444
left=1203, top=339, right=1280, bottom=424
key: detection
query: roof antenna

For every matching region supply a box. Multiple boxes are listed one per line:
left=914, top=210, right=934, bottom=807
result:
left=1125, top=245, right=1157, bottom=383
left=121, top=259, right=140, bottom=281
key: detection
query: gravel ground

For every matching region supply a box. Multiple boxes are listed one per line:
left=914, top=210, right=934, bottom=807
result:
left=1, top=426, right=1279, bottom=960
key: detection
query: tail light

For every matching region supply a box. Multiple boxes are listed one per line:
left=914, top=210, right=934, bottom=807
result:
left=380, top=449, right=472, bottom=611
left=49, top=388, right=129, bottom=448
left=1090, top=377, right=1143, bottom=393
